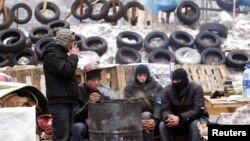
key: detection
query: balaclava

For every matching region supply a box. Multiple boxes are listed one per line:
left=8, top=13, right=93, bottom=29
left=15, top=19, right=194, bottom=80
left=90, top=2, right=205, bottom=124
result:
left=135, top=64, right=150, bottom=84
left=172, top=68, right=189, bottom=93
left=55, top=28, right=73, bottom=50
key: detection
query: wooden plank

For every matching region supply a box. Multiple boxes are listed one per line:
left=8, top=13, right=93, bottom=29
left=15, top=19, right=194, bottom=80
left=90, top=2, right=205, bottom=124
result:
left=116, top=65, right=126, bottom=98
left=137, top=9, right=146, bottom=27
left=101, top=67, right=108, bottom=86
left=15, top=69, right=26, bottom=83
left=219, top=65, right=228, bottom=79
left=30, top=68, right=41, bottom=90
left=124, top=65, right=134, bottom=84
left=0, top=0, right=4, bottom=12
left=111, top=0, right=117, bottom=25
left=110, top=66, right=118, bottom=90
left=205, top=100, right=229, bottom=115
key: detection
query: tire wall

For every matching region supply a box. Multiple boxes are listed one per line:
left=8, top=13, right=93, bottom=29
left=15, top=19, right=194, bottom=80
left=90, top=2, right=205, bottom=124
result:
left=5, top=0, right=136, bottom=33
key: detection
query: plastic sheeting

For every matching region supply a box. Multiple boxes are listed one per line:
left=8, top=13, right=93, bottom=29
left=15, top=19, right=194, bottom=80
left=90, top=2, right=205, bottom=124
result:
left=143, top=0, right=177, bottom=15
left=0, top=106, right=36, bottom=141
left=240, top=0, right=250, bottom=6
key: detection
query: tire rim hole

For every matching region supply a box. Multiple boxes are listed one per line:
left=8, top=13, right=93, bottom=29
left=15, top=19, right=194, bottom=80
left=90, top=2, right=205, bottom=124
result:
left=149, top=38, right=164, bottom=47
left=122, top=51, right=136, bottom=63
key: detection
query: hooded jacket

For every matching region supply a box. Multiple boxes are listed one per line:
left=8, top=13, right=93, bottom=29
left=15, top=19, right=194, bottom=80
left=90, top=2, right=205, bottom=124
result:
left=42, top=42, right=79, bottom=105
left=124, top=76, right=164, bottom=123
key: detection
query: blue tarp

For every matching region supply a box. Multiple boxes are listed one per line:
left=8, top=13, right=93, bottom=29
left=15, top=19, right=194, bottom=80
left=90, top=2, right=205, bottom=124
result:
left=144, top=0, right=177, bottom=15
left=240, top=0, right=250, bottom=6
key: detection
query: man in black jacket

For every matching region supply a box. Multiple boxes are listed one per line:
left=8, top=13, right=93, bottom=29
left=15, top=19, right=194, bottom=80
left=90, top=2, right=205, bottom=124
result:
left=159, top=68, right=209, bottom=141
left=42, top=28, right=79, bottom=141
left=72, top=61, right=117, bottom=141
left=123, top=64, right=164, bottom=141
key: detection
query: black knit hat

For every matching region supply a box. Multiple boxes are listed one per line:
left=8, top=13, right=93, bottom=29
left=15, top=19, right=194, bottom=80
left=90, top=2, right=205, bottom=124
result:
left=85, top=70, right=101, bottom=81
left=172, top=68, right=188, bottom=80
left=134, top=64, right=150, bottom=83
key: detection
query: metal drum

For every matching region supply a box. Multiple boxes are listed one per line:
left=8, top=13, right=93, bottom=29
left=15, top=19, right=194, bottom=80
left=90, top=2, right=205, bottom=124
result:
left=88, top=99, right=143, bottom=141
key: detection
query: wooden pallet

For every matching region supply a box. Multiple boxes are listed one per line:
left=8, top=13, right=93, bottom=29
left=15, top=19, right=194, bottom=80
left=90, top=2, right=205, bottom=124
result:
left=175, top=64, right=228, bottom=94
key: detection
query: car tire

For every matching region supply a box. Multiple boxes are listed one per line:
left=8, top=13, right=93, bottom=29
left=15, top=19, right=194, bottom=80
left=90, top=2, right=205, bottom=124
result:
left=0, top=53, right=12, bottom=67
left=176, top=1, right=200, bottom=25
left=35, top=37, right=55, bottom=59
left=201, top=48, right=226, bottom=65
left=175, top=47, right=201, bottom=64
left=170, top=31, right=195, bottom=49
left=71, top=0, right=93, bottom=20
left=104, top=0, right=124, bottom=22
left=46, top=20, right=70, bottom=36
left=34, top=1, right=60, bottom=24
left=148, top=48, right=176, bottom=63
left=75, top=34, right=86, bottom=51
left=226, top=50, right=250, bottom=68
left=123, top=1, right=144, bottom=23
left=89, top=0, right=109, bottom=21
left=82, top=36, right=108, bottom=56
left=0, top=28, right=26, bottom=53
left=144, top=31, right=169, bottom=53
left=200, top=22, right=228, bottom=38
left=116, top=31, right=143, bottom=50
left=29, top=27, right=54, bottom=44
left=115, top=47, right=141, bottom=64
left=11, top=3, right=32, bottom=24
left=195, top=31, right=221, bottom=52
left=12, top=48, right=39, bottom=66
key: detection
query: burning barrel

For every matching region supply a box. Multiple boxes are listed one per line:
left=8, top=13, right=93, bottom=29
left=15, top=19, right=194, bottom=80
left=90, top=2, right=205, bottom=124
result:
left=88, top=99, right=143, bottom=141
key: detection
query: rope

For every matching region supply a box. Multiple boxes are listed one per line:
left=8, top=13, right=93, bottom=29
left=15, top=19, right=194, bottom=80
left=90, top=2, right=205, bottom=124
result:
left=41, top=0, right=47, bottom=13
left=0, top=0, right=4, bottom=12
left=0, top=0, right=8, bottom=22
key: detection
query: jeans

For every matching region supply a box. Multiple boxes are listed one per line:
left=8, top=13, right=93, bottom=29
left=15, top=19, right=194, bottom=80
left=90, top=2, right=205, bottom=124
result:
left=72, top=122, right=88, bottom=141
left=49, top=104, right=74, bottom=141
left=159, top=119, right=204, bottom=141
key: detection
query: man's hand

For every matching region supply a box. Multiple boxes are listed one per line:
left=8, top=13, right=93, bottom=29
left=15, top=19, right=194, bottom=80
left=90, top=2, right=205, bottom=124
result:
left=142, top=119, right=156, bottom=131
left=69, top=44, right=79, bottom=55
left=165, top=114, right=179, bottom=127
left=89, top=92, right=101, bottom=103
left=85, top=118, right=90, bottom=126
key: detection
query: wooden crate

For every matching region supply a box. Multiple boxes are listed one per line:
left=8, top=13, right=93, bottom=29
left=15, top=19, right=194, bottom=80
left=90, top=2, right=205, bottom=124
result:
left=175, top=64, right=228, bottom=94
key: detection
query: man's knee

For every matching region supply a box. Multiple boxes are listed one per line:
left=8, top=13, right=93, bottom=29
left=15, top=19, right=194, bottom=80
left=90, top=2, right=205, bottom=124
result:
left=73, top=122, right=87, bottom=132
left=159, top=121, right=166, bottom=131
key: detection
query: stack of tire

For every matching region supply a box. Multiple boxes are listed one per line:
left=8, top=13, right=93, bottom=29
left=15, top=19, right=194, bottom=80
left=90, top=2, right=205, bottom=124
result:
left=169, top=30, right=198, bottom=64
left=0, top=2, right=60, bottom=67
left=144, top=31, right=176, bottom=64
left=115, top=30, right=177, bottom=64
left=115, top=31, right=143, bottom=64
left=199, top=22, right=250, bottom=68
left=0, top=28, right=37, bottom=67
